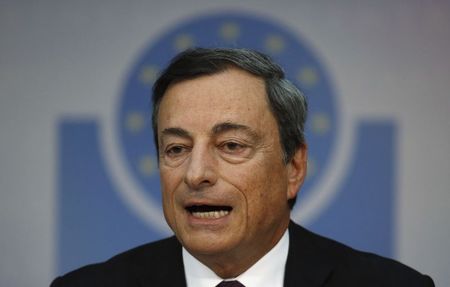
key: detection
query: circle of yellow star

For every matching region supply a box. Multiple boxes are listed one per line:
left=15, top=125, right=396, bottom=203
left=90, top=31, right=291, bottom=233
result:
left=220, top=22, right=240, bottom=41
left=174, top=34, right=195, bottom=51
left=265, top=34, right=285, bottom=53
left=125, top=112, right=146, bottom=134
left=311, top=113, right=331, bottom=136
left=297, top=67, right=319, bottom=87
left=139, top=65, right=160, bottom=85
left=139, top=155, right=157, bottom=177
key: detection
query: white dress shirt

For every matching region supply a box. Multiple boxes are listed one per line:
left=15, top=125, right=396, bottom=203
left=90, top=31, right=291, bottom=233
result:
left=183, top=230, right=289, bottom=287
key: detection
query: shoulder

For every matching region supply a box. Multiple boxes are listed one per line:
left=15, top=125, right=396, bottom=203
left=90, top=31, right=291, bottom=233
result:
left=287, top=222, right=434, bottom=287
left=50, top=236, right=183, bottom=287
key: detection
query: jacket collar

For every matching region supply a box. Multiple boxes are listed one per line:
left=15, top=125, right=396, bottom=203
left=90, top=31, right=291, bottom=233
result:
left=284, top=221, right=335, bottom=287
left=137, top=237, right=187, bottom=287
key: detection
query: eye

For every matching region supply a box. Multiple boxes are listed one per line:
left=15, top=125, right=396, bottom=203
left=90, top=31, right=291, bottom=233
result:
left=219, top=141, right=247, bottom=154
left=165, top=145, right=189, bottom=158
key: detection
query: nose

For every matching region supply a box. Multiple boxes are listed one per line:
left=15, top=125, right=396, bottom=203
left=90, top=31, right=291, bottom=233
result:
left=184, top=144, right=218, bottom=190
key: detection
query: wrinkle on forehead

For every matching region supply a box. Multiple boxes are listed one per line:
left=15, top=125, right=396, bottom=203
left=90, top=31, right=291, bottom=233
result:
left=160, top=68, right=266, bottom=108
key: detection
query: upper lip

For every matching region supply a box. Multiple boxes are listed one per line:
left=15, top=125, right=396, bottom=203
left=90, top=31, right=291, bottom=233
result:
left=184, top=199, right=233, bottom=212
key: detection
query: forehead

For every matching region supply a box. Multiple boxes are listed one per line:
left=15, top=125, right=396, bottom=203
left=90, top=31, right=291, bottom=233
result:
left=157, top=68, right=276, bottom=132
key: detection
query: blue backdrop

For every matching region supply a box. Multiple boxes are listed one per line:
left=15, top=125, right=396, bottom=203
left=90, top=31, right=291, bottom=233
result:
left=57, top=12, right=395, bottom=274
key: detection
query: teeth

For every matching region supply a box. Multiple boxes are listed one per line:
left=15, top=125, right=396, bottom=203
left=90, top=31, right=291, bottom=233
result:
left=192, top=210, right=229, bottom=219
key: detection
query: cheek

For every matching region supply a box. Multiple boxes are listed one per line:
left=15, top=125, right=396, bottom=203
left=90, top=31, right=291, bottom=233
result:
left=161, top=186, right=174, bottom=226
left=160, top=175, right=172, bottom=207
left=246, top=163, right=288, bottom=210
left=160, top=168, right=182, bottom=224
left=228, top=164, right=273, bottom=209
left=160, top=166, right=184, bottom=195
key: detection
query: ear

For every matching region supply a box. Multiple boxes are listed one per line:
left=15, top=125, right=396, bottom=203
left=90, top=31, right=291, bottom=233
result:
left=286, top=144, right=308, bottom=200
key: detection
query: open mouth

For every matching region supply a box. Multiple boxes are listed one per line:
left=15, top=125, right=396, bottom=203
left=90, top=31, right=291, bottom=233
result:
left=186, top=205, right=232, bottom=219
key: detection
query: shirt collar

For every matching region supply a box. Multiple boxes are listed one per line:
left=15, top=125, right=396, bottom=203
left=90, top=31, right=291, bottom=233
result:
left=183, top=230, right=289, bottom=287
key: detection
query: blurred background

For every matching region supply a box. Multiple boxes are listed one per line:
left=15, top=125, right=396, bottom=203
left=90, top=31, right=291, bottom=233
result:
left=1, top=1, right=449, bottom=286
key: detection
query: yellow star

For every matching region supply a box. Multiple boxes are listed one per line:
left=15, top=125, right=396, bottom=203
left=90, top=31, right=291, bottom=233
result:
left=139, top=155, right=158, bottom=177
left=125, top=112, right=146, bottom=134
left=265, top=34, right=285, bottom=53
left=174, top=34, right=195, bottom=51
left=220, top=22, right=240, bottom=41
left=297, top=67, right=319, bottom=87
left=311, top=113, right=330, bottom=136
left=139, top=65, right=160, bottom=85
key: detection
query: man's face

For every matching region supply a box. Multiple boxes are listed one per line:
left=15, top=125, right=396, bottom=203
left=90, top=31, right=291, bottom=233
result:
left=157, top=68, right=305, bottom=265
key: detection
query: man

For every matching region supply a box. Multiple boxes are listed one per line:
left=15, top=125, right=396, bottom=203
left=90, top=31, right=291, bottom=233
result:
left=51, top=48, right=434, bottom=286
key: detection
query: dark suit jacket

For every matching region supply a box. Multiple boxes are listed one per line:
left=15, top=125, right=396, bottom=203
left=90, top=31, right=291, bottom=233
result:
left=51, top=221, right=434, bottom=286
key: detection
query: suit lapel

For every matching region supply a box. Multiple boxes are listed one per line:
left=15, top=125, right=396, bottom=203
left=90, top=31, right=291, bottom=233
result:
left=284, top=221, right=334, bottom=287
left=137, top=237, right=187, bottom=287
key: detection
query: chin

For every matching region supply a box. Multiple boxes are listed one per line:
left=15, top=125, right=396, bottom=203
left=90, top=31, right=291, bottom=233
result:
left=181, top=232, right=239, bottom=256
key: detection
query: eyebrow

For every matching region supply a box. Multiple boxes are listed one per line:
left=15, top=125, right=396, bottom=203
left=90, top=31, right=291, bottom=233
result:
left=160, top=122, right=261, bottom=142
left=161, top=127, right=191, bottom=139
left=212, top=122, right=260, bottom=141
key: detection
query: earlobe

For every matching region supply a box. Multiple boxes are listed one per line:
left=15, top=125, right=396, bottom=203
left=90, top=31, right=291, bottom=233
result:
left=287, top=144, right=308, bottom=199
